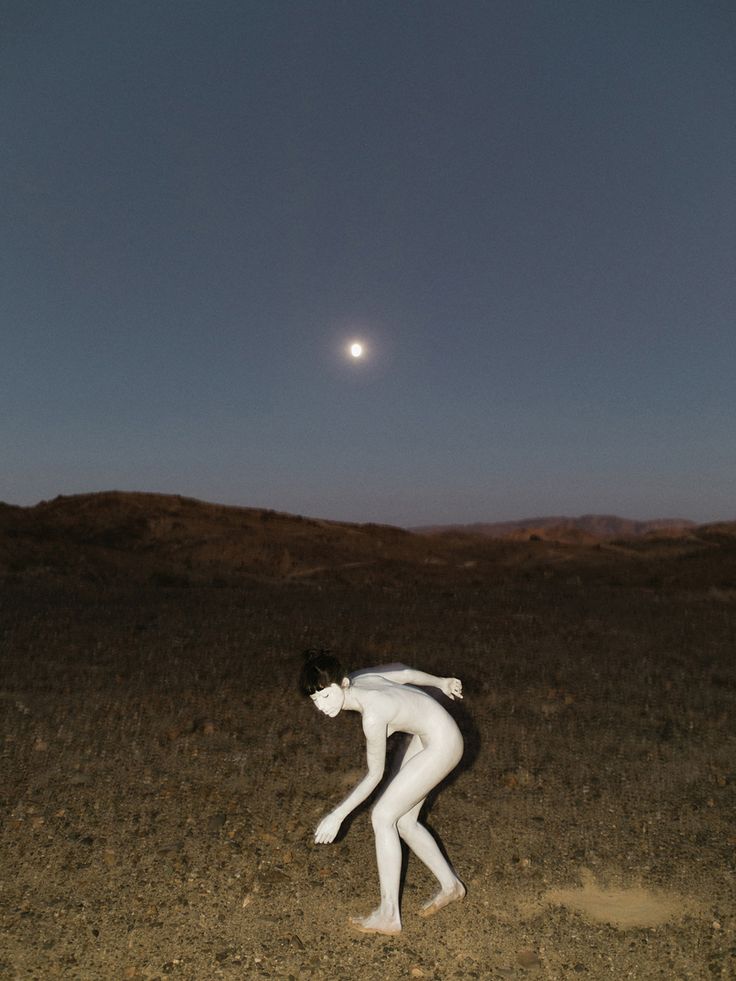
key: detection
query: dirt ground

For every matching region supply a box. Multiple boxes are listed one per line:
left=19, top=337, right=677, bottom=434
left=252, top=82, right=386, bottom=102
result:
left=1, top=568, right=735, bottom=979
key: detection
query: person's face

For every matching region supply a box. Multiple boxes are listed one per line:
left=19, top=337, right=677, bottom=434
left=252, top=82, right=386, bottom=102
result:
left=310, top=682, right=345, bottom=717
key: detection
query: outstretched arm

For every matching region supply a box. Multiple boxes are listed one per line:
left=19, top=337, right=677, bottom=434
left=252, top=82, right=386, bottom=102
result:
left=353, top=663, right=463, bottom=700
left=314, top=718, right=387, bottom=844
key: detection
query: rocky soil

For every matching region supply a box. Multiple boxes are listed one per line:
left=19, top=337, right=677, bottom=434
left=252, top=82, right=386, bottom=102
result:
left=1, top=566, right=734, bottom=979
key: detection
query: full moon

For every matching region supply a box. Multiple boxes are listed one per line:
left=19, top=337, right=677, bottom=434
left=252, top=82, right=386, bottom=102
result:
left=350, top=342, right=364, bottom=359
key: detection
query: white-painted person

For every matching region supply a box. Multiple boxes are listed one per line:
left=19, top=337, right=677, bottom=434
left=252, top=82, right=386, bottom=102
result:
left=300, top=649, right=465, bottom=936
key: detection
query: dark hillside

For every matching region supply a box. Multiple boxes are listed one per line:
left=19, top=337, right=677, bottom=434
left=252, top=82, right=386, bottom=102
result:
left=0, top=493, right=734, bottom=594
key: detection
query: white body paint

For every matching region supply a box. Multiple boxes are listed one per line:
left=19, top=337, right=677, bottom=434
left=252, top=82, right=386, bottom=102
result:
left=310, top=663, right=465, bottom=935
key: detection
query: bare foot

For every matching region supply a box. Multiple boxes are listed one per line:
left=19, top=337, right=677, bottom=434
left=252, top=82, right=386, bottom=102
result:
left=349, top=909, right=402, bottom=936
left=418, top=880, right=466, bottom=918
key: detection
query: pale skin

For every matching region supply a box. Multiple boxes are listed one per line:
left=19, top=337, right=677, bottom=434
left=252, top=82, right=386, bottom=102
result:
left=310, top=663, right=465, bottom=936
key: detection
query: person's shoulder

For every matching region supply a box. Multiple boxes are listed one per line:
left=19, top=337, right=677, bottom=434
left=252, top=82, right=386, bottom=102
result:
left=350, top=671, right=392, bottom=687
left=354, top=679, right=401, bottom=711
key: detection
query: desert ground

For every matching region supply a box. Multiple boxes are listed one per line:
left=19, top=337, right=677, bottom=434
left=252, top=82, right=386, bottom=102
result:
left=1, top=495, right=735, bottom=979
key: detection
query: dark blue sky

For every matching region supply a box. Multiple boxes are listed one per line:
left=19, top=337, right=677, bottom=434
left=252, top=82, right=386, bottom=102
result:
left=3, top=1, right=734, bottom=525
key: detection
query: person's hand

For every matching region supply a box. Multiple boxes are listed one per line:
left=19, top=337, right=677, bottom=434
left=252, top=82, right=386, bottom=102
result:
left=442, top=677, right=463, bottom=700
left=314, top=811, right=342, bottom=844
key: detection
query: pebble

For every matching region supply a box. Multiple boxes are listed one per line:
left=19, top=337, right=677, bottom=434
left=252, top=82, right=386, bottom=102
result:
left=517, top=948, right=542, bottom=969
left=207, top=813, right=227, bottom=832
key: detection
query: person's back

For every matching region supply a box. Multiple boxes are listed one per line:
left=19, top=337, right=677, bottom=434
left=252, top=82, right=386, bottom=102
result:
left=350, top=672, right=462, bottom=747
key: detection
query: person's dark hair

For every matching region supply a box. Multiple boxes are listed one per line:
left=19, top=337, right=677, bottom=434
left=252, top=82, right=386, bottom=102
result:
left=300, top=649, right=346, bottom=696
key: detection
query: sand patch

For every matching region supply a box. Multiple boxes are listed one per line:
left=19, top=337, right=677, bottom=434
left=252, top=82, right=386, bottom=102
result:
left=544, top=869, right=696, bottom=929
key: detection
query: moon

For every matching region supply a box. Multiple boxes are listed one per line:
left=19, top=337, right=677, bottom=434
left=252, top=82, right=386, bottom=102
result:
left=349, top=342, right=364, bottom=359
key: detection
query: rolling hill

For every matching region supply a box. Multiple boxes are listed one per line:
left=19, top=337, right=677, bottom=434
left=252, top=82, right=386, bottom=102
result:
left=0, top=491, right=446, bottom=584
left=0, top=492, right=733, bottom=587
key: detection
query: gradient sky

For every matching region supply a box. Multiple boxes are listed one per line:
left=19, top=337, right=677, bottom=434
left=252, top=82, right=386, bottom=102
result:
left=2, top=1, right=734, bottom=526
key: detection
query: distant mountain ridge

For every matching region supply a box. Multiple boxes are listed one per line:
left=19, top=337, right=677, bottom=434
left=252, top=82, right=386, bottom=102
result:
left=412, top=515, right=697, bottom=542
left=0, top=492, right=732, bottom=585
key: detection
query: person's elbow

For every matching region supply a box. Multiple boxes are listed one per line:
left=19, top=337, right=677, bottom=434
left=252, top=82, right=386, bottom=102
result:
left=365, top=765, right=384, bottom=788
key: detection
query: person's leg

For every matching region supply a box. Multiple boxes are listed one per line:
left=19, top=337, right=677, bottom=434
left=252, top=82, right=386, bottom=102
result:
left=395, top=737, right=461, bottom=889
left=348, top=806, right=404, bottom=934
left=351, top=741, right=461, bottom=934
left=396, top=798, right=465, bottom=914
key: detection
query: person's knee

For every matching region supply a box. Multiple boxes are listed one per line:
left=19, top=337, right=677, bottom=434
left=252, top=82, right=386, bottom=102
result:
left=371, top=802, right=397, bottom=832
left=396, top=812, right=417, bottom=837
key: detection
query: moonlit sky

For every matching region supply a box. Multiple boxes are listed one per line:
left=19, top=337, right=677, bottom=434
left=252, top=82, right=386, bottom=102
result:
left=3, top=1, right=734, bottom=526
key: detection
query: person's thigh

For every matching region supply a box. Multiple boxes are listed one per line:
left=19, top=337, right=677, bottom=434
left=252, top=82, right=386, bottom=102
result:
left=374, top=746, right=456, bottom=823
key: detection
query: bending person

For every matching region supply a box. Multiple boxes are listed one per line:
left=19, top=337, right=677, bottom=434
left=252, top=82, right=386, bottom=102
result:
left=300, top=651, right=465, bottom=935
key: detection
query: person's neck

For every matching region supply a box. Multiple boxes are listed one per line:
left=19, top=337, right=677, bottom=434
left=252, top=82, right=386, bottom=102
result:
left=342, top=685, right=362, bottom=713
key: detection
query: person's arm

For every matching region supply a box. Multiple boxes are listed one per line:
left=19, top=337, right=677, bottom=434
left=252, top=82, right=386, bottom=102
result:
left=355, top=663, right=463, bottom=700
left=314, top=718, right=387, bottom=844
